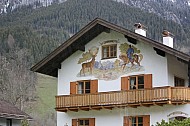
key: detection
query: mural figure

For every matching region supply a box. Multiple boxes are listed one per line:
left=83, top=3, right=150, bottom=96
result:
left=119, top=43, right=143, bottom=70
left=77, top=42, right=144, bottom=81
left=78, top=47, right=99, bottom=76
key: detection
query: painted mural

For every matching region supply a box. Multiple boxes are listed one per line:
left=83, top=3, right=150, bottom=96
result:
left=77, top=42, right=144, bottom=81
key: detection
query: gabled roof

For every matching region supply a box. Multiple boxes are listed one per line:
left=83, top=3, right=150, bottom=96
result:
left=0, top=100, right=32, bottom=120
left=31, top=18, right=190, bottom=77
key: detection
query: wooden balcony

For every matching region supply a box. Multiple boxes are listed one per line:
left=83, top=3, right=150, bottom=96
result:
left=55, top=87, right=190, bottom=112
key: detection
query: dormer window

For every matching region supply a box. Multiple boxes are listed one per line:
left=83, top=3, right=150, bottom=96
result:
left=102, top=44, right=117, bottom=59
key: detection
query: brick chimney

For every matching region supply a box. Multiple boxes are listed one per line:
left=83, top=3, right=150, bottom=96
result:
left=134, top=23, right=147, bottom=37
left=162, top=30, right=174, bottom=48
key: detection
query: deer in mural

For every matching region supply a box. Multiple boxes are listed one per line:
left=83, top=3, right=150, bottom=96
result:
left=80, top=47, right=99, bottom=76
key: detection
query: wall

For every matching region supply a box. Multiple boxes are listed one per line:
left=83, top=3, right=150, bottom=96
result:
left=58, top=30, right=170, bottom=95
left=167, top=54, right=188, bottom=86
left=57, top=104, right=190, bottom=126
left=57, top=30, right=189, bottom=126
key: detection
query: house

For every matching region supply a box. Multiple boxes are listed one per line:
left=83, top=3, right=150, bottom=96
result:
left=31, top=18, right=190, bottom=126
left=0, top=100, right=32, bottom=126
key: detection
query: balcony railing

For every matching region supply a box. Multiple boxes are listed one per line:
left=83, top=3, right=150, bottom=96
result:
left=56, top=86, right=190, bottom=112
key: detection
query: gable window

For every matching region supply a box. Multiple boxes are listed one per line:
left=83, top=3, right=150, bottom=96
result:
left=124, top=115, right=150, bottom=126
left=121, top=74, right=152, bottom=90
left=72, top=118, right=95, bottom=126
left=102, top=44, right=117, bottom=59
left=70, top=80, right=98, bottom=95
left=174, top=76, right=185, bottom=87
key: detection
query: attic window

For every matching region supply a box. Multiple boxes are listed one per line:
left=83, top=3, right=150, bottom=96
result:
left=102, top=44, right=117, bottom=59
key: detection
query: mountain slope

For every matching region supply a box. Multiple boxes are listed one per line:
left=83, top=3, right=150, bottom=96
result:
left=1, top=0, right=190, bottom=59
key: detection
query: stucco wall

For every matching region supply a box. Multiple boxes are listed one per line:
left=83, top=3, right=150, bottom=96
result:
left=167, top=54, right=188, bottom=86
left=58, top=30, right=175, bottom=95
left=57, top=104, right=190, bottom=126
left=57, top=30, right=189, bottom=126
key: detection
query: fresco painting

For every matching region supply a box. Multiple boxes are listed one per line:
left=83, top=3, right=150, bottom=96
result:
left=77, top=42, right=144, bottom=80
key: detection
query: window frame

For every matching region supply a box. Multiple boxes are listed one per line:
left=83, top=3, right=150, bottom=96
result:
left=129, top=75, right=145, bottom=90
left=78, top=118, right=90, bottom=126
left=124, top=115, right=150, bottom=126
left=131, top=116, right=143, bottom=126
left=174, top=76, right=185, bottom=87
left=102, top=44, right=117, bottom=59
left=77, top=80, right=91, bottom=94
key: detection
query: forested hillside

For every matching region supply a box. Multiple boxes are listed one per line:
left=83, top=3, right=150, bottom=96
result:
left=0, top=0, right=190, bottom=125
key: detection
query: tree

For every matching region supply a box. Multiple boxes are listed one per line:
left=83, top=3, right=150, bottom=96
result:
left=156, top=119, right=190, bottom=126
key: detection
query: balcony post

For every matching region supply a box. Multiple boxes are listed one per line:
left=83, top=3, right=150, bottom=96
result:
left=168, top=87, right=172, bottom=104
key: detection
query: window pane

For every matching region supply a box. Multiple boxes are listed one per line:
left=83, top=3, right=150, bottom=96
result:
left=138, top=117, right=143, bottom=123
left=132, top=124, right=136, bottom=126
left=130, top=77, right=136, bottom=89
left=85, top=120, right=89, bottom=125
left=138, top=84, right=144, bottom=89
left=174, top=77, right=185, bottom=87
left=79, top=120, right=83, bottom=125
left=138, top=124, right=143, bottom=126
left=132, top=117, right=136, bottom=124
left=138, top=76, right=144, bottom=84
left=85, top=81, right=90, bottom=89
left=78, top=82, right=84, bottom=94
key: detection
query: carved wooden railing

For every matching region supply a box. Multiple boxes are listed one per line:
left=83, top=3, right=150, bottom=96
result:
left=56, top=87, right=190, bottom=112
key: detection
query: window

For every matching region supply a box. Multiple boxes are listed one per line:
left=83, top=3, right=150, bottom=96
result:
left=129, top=76, right=144, bottom=89
left=72, top=118, right=95, bottom=126
left=131, top=116, right=143, bottom=126
left=77, top=81, right=91, bottom=94
left=124, top=115, right=150, bottom=126
left=121, top=74, right=152, bottom=90
left=169, top=116, right=187, bottom=121
left=102, top=44, right=117, bottom=59
left=174, top=76, right=185, bottom=87
left=70, top=80, right=98, bottom=95
left=6, top=119, right=12, bottom=126
left=79, top=119, right=89, bottom=126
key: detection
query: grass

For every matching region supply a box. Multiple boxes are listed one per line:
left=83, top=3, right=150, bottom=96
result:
left=27, top=73, right=57, bottom=118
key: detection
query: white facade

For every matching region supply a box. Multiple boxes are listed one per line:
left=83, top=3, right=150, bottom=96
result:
left=57, top=30, right=189, bottom=126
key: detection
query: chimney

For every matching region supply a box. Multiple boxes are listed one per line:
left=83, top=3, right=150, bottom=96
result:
left=134, top=23, right=147, bottom=37
left=162, top=30, right=174, bottom=48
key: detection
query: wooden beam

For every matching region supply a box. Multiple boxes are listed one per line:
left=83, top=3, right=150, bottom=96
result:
left=68, top=108, right=78, bottom=112
left=139, top=103, right=150, bottom=107
left=153, top=47, right=165, bottom=57
left=125, top=35, right=137, bottom=44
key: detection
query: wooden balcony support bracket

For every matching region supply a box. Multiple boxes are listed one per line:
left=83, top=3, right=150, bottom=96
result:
left=153, top=102, right=163, bottom=107
left=91, top=106, right=102, bottom=111
left=139, top=103, right=150, bottom=107
left=80, top=106, right=90, bottom=111
left=101, top=105, right=114, bottom=110
left=68, top=107, right=79, bottom=112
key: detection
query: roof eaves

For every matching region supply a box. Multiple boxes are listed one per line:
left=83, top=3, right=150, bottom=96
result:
left=30, top=18, right=102, bottom=72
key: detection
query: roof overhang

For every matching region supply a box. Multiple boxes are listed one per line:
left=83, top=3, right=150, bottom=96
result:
left=31, top=18, right=190, bottom=77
